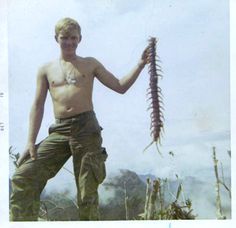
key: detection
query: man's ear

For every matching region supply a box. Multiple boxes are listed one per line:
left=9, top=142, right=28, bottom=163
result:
left=55, top=35, right=58, bottom=42
left=79, top=35, right=82, bottom=42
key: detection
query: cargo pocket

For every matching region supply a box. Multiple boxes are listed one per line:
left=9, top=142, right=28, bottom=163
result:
left=80, top=147, right=108, bottom=185
left=93, top=147, right=107, bottom=184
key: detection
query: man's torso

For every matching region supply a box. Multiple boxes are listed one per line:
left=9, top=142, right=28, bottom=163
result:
left=45, top=56, right=97, bottom=118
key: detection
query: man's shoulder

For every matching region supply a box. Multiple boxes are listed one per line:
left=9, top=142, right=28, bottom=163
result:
left=78, top=56, right=104, bottom=73
left=83, top=56, right=106, bottom=71
left=33, top=62, right=52, bottom=82
left=38, top=60, right=58, bottom=75
left=40, top=59, right=57, bottom=70
left=79, top=56, right=100, bottom=65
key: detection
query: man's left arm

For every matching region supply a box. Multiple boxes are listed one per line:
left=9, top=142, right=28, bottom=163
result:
left=94, top=46, right=149, bottom=94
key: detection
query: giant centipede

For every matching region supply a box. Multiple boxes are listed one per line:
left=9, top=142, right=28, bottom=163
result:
left=143, top=37, right=164, bottom=153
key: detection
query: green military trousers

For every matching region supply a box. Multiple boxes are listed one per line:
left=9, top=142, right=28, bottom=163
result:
left=10, top=111, right=107, bottom=221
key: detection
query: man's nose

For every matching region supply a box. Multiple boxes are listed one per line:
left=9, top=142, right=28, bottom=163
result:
left=65, top=38, right=73, bottom=45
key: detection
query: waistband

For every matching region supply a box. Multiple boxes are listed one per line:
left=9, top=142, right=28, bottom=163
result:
left=55, top=110, right=95, bottom=123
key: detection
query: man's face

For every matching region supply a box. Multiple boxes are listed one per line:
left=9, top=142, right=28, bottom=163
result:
left=56, top=29, right=81, bottom=55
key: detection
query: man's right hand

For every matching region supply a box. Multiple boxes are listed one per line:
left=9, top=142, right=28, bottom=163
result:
left=17, top=143, right=37, bottom=167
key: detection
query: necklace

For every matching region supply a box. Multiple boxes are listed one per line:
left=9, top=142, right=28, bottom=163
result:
left=59, top=59, right=78, bottom=85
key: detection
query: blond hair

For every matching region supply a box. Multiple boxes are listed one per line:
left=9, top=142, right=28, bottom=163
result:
left=55, top=17, right=81, bottom=37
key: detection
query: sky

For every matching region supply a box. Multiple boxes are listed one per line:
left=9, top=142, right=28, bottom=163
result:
left=0, top=0, right=235, bottom=225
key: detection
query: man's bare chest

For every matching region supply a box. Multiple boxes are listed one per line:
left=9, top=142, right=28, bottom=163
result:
left=47, top=60, right=94, bottom=88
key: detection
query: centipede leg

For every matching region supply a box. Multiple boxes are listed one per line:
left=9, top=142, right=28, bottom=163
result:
left=155, top=142, right=163, bottom=156
left=143, top=141, right=155, bottom=153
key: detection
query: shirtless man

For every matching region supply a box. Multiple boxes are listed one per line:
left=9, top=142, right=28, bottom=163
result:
left=10, top=17, right=149, bottom=221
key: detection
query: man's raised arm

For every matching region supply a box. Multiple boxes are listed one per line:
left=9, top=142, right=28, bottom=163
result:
left=94, top=46, right=149, bottom=94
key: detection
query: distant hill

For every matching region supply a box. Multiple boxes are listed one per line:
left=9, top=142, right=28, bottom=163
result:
left=99, top=169, right=231, bottom=220
left=99, top=169, right=146, bottom=220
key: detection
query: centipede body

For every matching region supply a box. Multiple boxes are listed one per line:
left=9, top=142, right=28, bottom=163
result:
left=143, top=37, right=164, bottom=153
